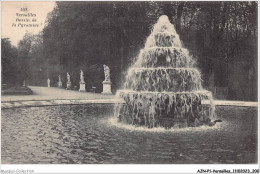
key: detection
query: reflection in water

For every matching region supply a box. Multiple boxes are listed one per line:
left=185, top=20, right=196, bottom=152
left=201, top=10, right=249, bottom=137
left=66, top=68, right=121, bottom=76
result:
left=1, top=104, right=257, bottom=164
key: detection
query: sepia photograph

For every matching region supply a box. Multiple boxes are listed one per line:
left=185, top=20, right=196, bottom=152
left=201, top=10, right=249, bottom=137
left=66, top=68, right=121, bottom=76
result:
left=1, top=0, right=259, bottom=173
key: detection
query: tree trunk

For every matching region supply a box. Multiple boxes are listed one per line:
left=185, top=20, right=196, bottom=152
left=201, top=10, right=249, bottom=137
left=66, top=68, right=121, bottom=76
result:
left=120, top=47, right=124, bottom=70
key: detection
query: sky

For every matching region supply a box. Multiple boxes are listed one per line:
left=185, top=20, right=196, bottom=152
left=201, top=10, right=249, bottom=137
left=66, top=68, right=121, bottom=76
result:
left=2, top=1, right=56, bottom=46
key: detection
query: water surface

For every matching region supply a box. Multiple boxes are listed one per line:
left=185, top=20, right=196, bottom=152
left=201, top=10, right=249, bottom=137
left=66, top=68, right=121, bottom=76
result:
left=1, top=104, right=257, bottom=164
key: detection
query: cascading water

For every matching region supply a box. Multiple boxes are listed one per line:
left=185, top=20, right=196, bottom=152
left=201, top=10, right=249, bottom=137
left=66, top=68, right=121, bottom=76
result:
left=114, top=15, right=216, bottom=128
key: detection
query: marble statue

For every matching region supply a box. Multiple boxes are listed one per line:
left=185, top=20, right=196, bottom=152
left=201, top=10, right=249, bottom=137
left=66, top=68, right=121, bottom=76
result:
left=58, top=75, right=62, bottom=88
left=103, top=65, right=111, bottom=82
left=66, top=72, right=71, bottom=89
left=47, top=78, right=50, bottom=87
left=67, top=72, right=70, bottom=82
left=80, top=70, right=85, bottom=83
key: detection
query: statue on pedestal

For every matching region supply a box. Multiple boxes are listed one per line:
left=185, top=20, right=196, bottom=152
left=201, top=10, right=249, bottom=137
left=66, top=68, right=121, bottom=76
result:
left=102, top=65, right=112, bottom=94
left=66, top=72, right=71, bottom=90
left=58, top=75, right=62, bottom=88
left=79, top=70, right=86, bottom=92
left=47, top=78, right=50, bottom=87
left=103, top=64, right=111, bottom=82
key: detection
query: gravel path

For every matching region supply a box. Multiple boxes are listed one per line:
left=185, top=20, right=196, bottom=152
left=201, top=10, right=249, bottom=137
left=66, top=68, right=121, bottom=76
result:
left=2, top=86, right=115, bottom=102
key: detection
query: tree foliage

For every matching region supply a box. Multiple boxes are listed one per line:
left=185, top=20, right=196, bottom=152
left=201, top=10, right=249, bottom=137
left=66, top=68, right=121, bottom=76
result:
left=2, top=1, right=257, bottom=100
left=2, top=38, right=18, bottom=85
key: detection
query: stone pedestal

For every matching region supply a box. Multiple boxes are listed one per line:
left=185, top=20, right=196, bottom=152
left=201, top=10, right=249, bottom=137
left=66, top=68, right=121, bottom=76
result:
left=58, top=82, right=62, bottom=88
left=66, top=82, right=71, bottom=90
left=48, top=84, right=50, bottom=88
left=102, top=81, right=112, bottom=94
left=79, top=82, right=86, bottom=92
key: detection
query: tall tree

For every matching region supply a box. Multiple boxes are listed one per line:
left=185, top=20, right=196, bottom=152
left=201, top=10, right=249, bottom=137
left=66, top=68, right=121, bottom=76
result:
left=1, top=38, right=18, bottom=85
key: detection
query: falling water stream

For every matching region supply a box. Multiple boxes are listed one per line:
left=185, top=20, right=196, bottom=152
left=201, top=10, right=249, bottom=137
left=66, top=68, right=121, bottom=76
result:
left=115, top=15, right=215, bottom=128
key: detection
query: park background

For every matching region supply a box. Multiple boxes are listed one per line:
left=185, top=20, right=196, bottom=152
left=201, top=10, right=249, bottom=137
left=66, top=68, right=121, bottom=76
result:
left=2, top=1, right=257, bottom=101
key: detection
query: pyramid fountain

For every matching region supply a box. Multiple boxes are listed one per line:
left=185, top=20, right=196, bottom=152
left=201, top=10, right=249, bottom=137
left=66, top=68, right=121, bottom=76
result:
left=115, top=15, right=216, bottom=128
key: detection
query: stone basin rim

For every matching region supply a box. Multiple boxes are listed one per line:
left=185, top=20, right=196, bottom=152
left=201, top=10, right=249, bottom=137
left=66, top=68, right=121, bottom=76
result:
left=1, top=98, right=257, bottom=109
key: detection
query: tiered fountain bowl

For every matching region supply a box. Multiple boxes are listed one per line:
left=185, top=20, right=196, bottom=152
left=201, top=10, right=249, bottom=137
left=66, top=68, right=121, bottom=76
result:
left=115, top=15, right=215, bottom=129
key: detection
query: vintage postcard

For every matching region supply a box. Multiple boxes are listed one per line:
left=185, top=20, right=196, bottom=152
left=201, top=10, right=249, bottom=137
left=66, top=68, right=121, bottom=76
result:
left=1, top=1, right=259, bottom=173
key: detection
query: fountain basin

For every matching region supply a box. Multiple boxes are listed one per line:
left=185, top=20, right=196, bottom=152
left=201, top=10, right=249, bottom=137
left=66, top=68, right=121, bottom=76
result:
left=1, top=104, right=257, bottom=164
left=115, top=90, right=214, bottom=128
